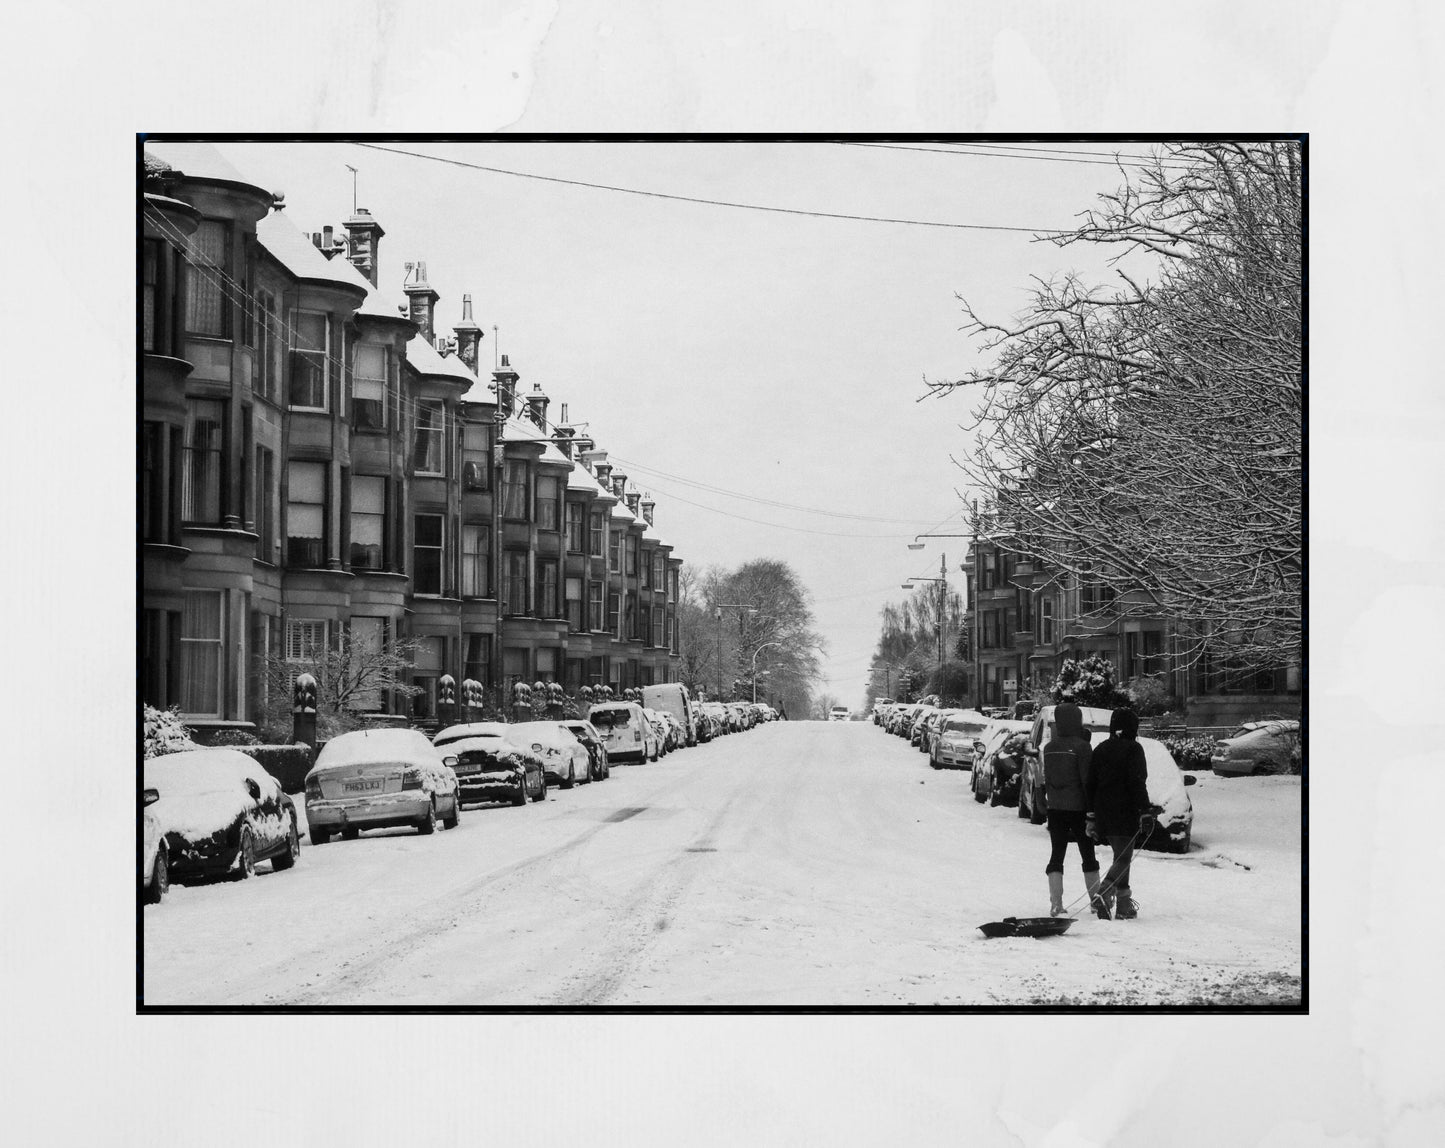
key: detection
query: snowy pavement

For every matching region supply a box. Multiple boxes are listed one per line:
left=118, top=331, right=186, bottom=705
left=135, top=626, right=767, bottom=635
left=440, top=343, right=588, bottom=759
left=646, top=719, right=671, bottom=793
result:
left=142, top=722, right=1301, bottom=1006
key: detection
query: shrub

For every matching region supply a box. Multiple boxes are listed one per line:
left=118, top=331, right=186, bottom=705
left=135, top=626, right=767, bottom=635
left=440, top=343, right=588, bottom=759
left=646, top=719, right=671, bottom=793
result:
left=1164, top=735, right=1217, bottom=771
left=1052, top=655, right=1129, bottom=708
left=143, top=704, right=200, bottom=759
left=1124, top=674, right=1178, bottom=717
left=209, top=728, right=260, bottom=747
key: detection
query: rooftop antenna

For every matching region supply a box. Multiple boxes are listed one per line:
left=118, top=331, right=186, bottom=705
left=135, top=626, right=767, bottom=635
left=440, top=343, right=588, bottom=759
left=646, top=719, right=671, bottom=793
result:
left=344, top=164, right=358, bottom=214
left=493, top=325, right=500, bottom=369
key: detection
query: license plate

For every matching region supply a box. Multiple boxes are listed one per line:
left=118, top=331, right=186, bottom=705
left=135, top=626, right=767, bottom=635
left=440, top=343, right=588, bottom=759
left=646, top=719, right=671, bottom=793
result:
left=344, top=780, right=381, bottom=793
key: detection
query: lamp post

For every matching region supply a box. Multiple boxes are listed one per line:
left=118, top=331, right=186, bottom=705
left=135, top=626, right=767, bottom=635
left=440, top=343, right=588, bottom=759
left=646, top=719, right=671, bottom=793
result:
left=750, top=641, right=782, bottom=703
left=902, top=554, right=949, bottom=699
left=712, top=602, right=757, bottom=700
left=909, top=520, right=978, bottom=708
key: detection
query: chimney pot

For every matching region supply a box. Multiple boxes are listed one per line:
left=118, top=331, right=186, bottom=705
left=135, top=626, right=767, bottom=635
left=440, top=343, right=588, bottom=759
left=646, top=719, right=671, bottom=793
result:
left=343, top=209, right=386, bottom=286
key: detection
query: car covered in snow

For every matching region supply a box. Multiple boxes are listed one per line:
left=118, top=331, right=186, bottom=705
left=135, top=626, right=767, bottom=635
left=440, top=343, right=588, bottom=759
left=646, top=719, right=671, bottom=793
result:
left=590, top=701, right=661, bottom=763
left=142, top=787, right=168, bottom=903
left=641, top=682, right=699, bottom=747
left=144, top=748, right=301, bottom=882
left=1018, top=705, right=1116, bottom=824
left=641, top=707, right=673, bottom=755
left=433, top=721, right=512, bottom=748
left=970, top=722, right=1033, bottom=806
left=561, top=719, right=610, bottom=781
left=305, top=728, right=461, bottom=843
left=929, top=709, right=991, bottom=769
left=438, top=733, right=546, bottom=806
left=1210, top=719, right=1301, bottom=777
left=507, top=721, right=593, bottom=788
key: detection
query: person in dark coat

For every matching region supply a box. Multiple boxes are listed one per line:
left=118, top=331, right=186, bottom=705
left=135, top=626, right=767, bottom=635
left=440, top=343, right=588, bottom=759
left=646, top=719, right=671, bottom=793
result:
left=1085, top=707, right=1157, bottom=919
left=1040, top=702, right=1110, bottom=918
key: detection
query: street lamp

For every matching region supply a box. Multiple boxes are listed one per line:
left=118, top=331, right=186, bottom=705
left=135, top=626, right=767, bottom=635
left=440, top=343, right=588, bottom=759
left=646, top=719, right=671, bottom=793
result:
left=903, top=551, right=951, bottom=698
left=750, top=641, right=782, bottom=703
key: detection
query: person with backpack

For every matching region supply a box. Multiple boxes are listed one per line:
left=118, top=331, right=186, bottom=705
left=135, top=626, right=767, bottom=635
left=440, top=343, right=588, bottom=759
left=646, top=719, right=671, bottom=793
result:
left=1041, top=702, right=1110, bottom=919
left=1086, top=706, right=1159, bottom=920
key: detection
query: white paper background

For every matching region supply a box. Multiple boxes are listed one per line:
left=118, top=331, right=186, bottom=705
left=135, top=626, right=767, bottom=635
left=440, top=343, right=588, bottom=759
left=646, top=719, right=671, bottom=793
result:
left=4, top=1, right=1439, bottom=1144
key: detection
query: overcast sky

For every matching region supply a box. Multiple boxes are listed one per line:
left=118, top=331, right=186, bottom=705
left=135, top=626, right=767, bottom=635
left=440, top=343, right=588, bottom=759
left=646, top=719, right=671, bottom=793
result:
left=217, top=139, right=1164, bottom=705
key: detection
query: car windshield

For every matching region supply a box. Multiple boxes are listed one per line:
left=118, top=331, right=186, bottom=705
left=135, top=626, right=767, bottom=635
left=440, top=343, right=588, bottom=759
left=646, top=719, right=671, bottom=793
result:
left=591, top=709, right=630, bottom=728
left=454, top=747, right=510, bottom=768
left=944, top=719, right=986, bottom=735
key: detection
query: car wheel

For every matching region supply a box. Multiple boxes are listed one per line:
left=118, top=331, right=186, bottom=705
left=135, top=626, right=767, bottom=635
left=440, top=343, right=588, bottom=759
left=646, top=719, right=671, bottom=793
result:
left=341, top=825, right=360, bottom=841
left=974, top=774, right=987, bottom=804
left=561, top=762, right=575, bottom=790
left=1250, top=763, right=1268, bottom=777
left=533, top=772, right=547, bottom=802
left=989, top=783, right=1002, bottom=808
left=1029, top=785, right=1047, bottom=825
left=1017, top=787, right=1030, bottom=819
left=233, top=828, right=257, bottom=880
left=443, top=791, right=461, bottom=829
left=272, top=820, right=300, bottom=870
left=512, top=778, right=527, bottom=806
left=145, top=844, right=168, bottom=904
left=930, top=748, right=942, bottom=770
left=310, top=825, right=330, bottom=846
left=417, top=799, right=437, bottom=835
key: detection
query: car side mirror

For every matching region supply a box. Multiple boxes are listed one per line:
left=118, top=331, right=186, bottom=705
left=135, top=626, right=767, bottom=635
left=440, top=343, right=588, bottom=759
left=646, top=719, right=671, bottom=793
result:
left=245, top=779, right=261, bottom=801
left=1022, top=745, right=1038, bottom=757
left=1183, top=774, right=1197, bottom=786
left=444, top=755, right=459, bottom=768
left=143, top=788, right=159, bottom=807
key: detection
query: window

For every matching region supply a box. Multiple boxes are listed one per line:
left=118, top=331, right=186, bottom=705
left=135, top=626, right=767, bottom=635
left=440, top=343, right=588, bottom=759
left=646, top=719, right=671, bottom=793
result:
left=980, top=550, right=996, bottom=591
left=652, top=606, right=665, bottom=648
left=566, top=502, right=585, bottom=552
left=413, top=514, right=444, bottom=595
left=668, top=609, right=677, bottom=653
left=608, top=592, right=621, bottom=638
left=653, top=552, right=665, bottom=591
left=1015, top=584, right=1032, bottom=632
left=565, top=577, right=584, bottom=631
left=627, top=534, right=639, bottom=577
left=589, top=581, right=604, bottom=632
left=462, top=429, right=489, bottom=491
left=181, top=399, right=225, bottom=523
left=536, top=475, right=561, bottom=531
left=255, top=447, right=276, bottom=562
left=289, top=310, right=329, bottom=409
left=352, top=344, right=387, bottom=430
left=141, top=422, right=163, bottom=543
left=502, top=459, right=529, bottom=520
left=461, top=525, right=490, bottom=597
left=538, top=560, right=559, bottom=618
left=670, top=569, right=679, bottom=601
left=464, top=632, right=491, bottom=689
left=180, top=590, right=225, bottom=715
left=411, top=636, right=443, bottom=718
left=143, top=239, right=161, bottom=352
left=414, top=401, right=445, bottom=475
left=625, top=593, right=638, bottom=640
left=503, top=647, right=529, bottom=689
left=536, top=647, right=557, bottom=683
left=350, top=476, right=385, bottom=570
left=589, top=511, right=605, bottom=557
left=504, top=551, right=529, bottom=615
left=1039, top=598, right=1055, bottom=646
left=609, top=528, right=621, bottom=573
left=254, top=289, right=281, bottom=402
left=184, top=220, right=229, bottom=337
left=641, top=549, right=652, bottom=589
left=286, top=461, right=327, bottom=568
left=349, top=617, right=386, bottom=711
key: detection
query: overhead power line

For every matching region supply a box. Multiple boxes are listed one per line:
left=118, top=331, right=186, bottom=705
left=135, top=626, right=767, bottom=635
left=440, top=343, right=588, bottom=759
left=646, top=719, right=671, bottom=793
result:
left=837, top=141, right=1195, bottom=172
left=351, top=142, right=1068, bottom=234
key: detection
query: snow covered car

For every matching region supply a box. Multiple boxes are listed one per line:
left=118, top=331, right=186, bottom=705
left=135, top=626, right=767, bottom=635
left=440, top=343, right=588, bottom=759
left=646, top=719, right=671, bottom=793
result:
left=1136, top=736, right=1197, bottom=853
left=1211, top=719, right=1301, bottom=776
left=508, top=721, right=593, bottom=788
left=144, top=748, right=301, bottom=882
left=1018, top=705, right=1116, bottom=824
left=658, top=711, right=686, bottom=752
left=304, top=728, right=461, bottom=843
left=970, top=722, right=1033, bottom=805
left=561, top=719, right=610, bottom=780
left=141, top=787, right=168, bottom=903
left=641, top=682, right=700, bottom=746
left=433, top=721, right=512, bottom=748
left=642, top=708, right=672, bottom=755
left=589, top=701, right=660, bottom=763
left=439, top=733, right=546, bottom=806
left=930, top=710, right=991, bottom=769
left=909, top=706, right=940, bottom=748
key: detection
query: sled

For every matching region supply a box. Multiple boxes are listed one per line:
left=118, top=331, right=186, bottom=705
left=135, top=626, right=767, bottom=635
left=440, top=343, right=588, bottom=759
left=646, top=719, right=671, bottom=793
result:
left=977, top=916, right=1074, bottom=939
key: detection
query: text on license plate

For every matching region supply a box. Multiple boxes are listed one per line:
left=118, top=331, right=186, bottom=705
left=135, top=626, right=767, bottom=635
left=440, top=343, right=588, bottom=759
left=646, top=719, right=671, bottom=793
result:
left=344, top=780, right=382, bottom=792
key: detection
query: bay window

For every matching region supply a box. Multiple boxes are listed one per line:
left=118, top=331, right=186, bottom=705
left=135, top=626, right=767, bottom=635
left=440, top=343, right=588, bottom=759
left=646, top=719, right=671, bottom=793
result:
left=413, top=513, right=444, bottom=595
left=589, top=511, right=605, bottom=557
left=350, top=476, right=386, bottom=570
left=536, top=475, right=561, bottom=531
left=589, top=581, right=604, bottom=632
left=286, top=461, right=327, bottom=568
left=566, top=502, right=584, bottom=552
left=502, top=459, right=529, bottom=520
left=414, top=401, right=444, bottom=475
left=180, top=590, right=225, bottom=716
left=181, top=399, right=225, bottom=524
left=289, top=310, right=329, bottom=409
left=352, top=344, right=388, bottom=430
left=538, top=560, right=559, bottom=618
left=565, top=577, right=584, bottom=631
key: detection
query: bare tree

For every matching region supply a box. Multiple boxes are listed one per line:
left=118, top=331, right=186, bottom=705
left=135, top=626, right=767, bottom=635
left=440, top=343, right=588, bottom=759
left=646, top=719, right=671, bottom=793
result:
left=812, top=692, right=841, bottom=720
left=928, top=141, right=1301, bottom=668
left=258, top=632, right=423, bottom=741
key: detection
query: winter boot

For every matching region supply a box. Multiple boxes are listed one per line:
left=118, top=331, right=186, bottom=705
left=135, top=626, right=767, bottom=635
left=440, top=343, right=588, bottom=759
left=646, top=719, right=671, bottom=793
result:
left=1115, top=887, right=1138, bottom=919
left=1047, top=871, right=1065, bottom=917
left=1084, top=869, right=1112, bottom=920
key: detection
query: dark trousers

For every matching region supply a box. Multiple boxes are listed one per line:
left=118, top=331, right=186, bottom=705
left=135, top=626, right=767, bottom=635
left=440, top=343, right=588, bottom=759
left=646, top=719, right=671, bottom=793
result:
left=1045, top=810, right=1098, bottom=874
left=1103, top=835, right=1135, bottom=892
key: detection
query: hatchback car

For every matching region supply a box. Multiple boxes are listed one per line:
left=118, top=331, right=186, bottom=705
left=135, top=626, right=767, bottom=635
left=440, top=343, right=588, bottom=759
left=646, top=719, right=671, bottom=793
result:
left=305, top=728, right=461, bottom=843
left=441, top=733, right=546, bottom=805
left=589, top=702, right=660, bottom=763
left=508, top=721, right=593, bottom=788
left=1211, top=719, right=1301, bottom=776
left=144, top=748, right=302, bottom=882
left=561, top=719, right=610, bottom=781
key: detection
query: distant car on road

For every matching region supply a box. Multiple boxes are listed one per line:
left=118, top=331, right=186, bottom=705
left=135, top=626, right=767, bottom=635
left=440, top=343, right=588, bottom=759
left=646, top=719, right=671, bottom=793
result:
left=1211, top=719, right=1301, bottom=777
left=830, top=705, right=850, bottom=721
left=305, top=728, right=461, bottom=844
left=145, top=748, right=301, bottom=882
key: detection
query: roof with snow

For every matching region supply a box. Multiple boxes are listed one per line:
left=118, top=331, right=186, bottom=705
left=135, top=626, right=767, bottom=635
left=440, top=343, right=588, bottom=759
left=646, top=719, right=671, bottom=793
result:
left=329, top=251, right=412, bottom=322
left=143, top=140, right=270, bottom=197
left=537, top=441, right=574, bottom=469
left=406, top=333, right=477, bottom=384
left=567, top=462, right=602, bottom=493
left=257, top=211, right=370, bottom=296
left=500, top=414, right=548, bottom=443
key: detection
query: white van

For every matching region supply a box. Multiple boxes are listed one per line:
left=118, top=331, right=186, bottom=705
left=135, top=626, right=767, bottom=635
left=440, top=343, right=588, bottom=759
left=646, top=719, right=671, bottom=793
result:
left=587, top=702, right=660, bottom=763
left=642, top=682, right=698, bottom=747
left=830, top=705, right=850, bottom=722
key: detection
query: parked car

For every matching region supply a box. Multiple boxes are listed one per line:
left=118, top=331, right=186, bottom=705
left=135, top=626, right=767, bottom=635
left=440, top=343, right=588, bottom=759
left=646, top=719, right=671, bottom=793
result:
left=659, top=711, right=686, bottom=752
left=508, top=721, right=593, bottom=788
left=642, top=708, right=673, bottom=756
left=305, top=728, right=461, bottom=843
left=970, top=722, right=1032, bottom=805
left=1211, top=719, right=1302, bottom=776
left=142, top=787, right=168, bottom=903
left=1017, top=705, right=1116, bottom=824
left=144, top=748, right=301, bottom=881
left=699, top=702, right=728, bottom=739
left=642, top=682, right=699, bottom=747
left=561, top=719, right=610, bottom=781
left=440, top=733, right=546, bottom=806
left=434, top=721, right=512, bottom=748
left=931, top=710, right=994, bottom=770
left=588, top=701, right=660, bottom=763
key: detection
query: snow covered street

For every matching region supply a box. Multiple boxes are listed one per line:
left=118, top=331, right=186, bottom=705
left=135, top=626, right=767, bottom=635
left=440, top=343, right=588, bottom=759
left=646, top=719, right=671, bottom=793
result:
left=142, top=721, right=1302, bottom=1007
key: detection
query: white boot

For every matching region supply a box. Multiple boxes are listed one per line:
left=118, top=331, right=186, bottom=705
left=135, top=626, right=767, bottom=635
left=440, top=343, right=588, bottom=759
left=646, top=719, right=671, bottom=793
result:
left=1047, top=871, right=1065, bottom=917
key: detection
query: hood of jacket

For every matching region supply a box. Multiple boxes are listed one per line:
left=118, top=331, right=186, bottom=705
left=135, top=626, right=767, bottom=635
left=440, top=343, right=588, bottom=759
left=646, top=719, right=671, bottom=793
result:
left=1109, top=707, right=1140, bottom=739
left=1054, top=702, right=1086, bottom=739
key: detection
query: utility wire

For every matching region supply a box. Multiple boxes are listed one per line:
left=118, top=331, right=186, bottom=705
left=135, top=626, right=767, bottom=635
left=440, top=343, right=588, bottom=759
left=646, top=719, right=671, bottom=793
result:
left=837, top=141, right=1194, bottom=172
left=351, top=142, right=1069, bottom=235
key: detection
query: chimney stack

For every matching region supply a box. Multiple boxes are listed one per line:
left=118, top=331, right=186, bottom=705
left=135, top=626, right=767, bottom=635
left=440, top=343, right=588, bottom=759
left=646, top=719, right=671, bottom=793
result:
left=454, top=294, right=484, bottom=372
left=640, top=494, right=655, bottom=527
left=611, top=471, right=628, bottom=499
left=585, top=449, right=612, bottom=487
left=625, top=492, right=641, bottom=516
left=493, top=353, right=519, bottom=418
left=344, top=208, right=385, bottom=286
left=403, top=261, right=440, bottom=343
left=525, top=382, right=550, bottom=431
